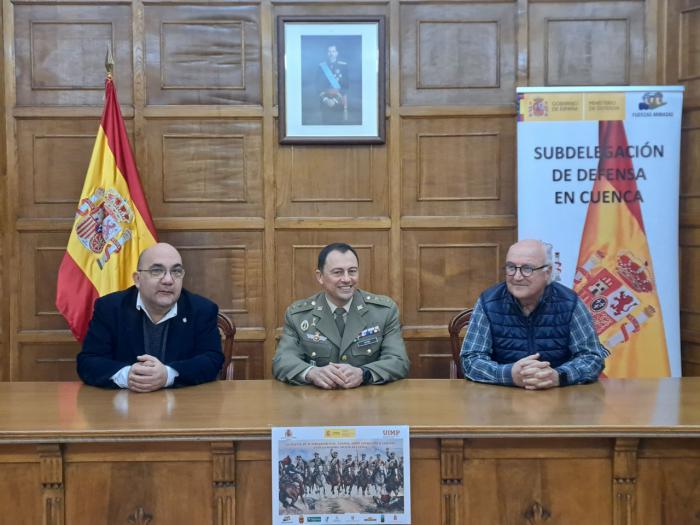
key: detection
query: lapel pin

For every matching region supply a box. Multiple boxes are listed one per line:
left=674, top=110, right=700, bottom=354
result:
left=182, top=318, right=187, bottom=323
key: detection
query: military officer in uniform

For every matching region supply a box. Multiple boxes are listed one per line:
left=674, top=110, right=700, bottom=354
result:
left=316, top=44, right=349, bottom=124
left=272, top=242, right=410, bottom=389
left=328, top=450, right=342, bottom=472
left=386, top=450, right=401, bottom=481
left=294, top=455, right=308, bottom=477
left=343, top=454, right=356, bottom=474
left=310, top=452, right=326, bottom=474
left=358, top=453, right=370, bottom=471
left=372, top=453, right=386, bottom=477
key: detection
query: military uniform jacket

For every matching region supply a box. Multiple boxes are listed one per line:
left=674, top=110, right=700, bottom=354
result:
left=272, top=289, right=410, bottom=385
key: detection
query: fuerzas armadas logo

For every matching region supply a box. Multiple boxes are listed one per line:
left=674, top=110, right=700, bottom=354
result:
left=633, top=91, right=674, bottom=117
left=638, top=92, right=666, bottom=110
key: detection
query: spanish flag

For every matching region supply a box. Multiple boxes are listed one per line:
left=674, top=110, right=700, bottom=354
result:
left=56, top=77, right=157, bottom=341
left=573, top=121, right=670, bottom=377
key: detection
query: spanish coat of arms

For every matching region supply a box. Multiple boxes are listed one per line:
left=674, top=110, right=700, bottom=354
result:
left=74, top=187, right=134, bottom=269
left=574, top=250, right=657, bottom=349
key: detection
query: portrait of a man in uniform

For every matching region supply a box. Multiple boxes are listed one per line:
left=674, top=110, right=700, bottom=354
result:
left=300, top=35, right=362, bottom=126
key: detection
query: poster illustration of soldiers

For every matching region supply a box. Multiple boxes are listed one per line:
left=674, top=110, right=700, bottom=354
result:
left=272, top=425, right=411, bottom=524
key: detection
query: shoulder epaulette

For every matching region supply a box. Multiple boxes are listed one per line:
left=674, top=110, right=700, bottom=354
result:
left=288, top=300, right=316, bottom=314
left=362, top=293, right=395, bottom=308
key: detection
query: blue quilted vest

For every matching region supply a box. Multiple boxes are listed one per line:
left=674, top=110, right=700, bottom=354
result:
left=480, top=281, right=578, bottom=368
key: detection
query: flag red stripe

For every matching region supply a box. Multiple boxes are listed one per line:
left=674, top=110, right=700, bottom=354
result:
left=55, top=253, right=100, bottom=342
left=100, top=79, right=158, bottom=239
left=597, top=121, right=645, bottom=232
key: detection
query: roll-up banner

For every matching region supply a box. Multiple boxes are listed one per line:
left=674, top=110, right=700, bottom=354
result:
left=517, top=86, right=684, bottom=377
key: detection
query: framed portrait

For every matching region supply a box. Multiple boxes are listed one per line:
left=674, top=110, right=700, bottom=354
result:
left=277, top=16, right=386, bottom=144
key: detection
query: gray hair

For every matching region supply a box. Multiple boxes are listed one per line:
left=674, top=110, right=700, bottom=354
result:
left=541, top=241, right=556, bottom=284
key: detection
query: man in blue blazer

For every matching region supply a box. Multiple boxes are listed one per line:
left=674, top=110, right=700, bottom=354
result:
left=77, top=243, right=223, bottom=391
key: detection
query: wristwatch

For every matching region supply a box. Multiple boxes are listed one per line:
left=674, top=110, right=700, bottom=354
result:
left=361, top=367, right=373, bottom=385
left=557, top=370, right=569, bottom=387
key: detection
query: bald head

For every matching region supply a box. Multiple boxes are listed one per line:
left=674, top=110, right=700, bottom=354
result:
left=137, top=243, right=181, bottom=270
left=506, top=240, right=547, bottom=265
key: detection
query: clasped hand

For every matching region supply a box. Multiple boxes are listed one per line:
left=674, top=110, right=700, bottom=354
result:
left=307, top=363, right=363, bottom=390
left=511, top=353, right=560, bottom=390
left=128, top=355, right=168, bottom=393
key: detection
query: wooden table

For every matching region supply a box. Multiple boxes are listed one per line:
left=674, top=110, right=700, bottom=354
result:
left=0, top=378, right=698, bottom=524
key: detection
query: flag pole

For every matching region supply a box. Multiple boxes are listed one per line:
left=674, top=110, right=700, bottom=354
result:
left=55, top=45, right=157, bottom=341
left=105, top=46, right=114, bottom=81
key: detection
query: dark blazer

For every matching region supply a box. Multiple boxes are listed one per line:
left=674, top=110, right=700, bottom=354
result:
left=77, top=286, right=223, bottom=388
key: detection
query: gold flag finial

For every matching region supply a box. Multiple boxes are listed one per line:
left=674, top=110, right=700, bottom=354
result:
left=105, top=46, right=114, bottom=80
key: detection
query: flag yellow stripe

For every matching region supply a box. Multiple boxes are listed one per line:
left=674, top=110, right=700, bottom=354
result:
left=65, top=126, right=156, bottom=297
left=576, top=177, right=669, bottom=377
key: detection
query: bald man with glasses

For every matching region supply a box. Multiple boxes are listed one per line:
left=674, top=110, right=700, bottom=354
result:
left=460, top=239, right=608, bottom=390
left=77, top=242, right=223, bottom=391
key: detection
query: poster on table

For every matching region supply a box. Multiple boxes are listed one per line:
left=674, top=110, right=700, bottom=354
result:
left=517, top=86, right=684, bottom=378
left=272, top=425, right=410, bottom=524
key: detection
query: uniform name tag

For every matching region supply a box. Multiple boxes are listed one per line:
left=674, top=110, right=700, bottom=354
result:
left=357, top=337, right=379, bottom=348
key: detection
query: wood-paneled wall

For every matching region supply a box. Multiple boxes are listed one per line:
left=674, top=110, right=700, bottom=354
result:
left=0, top=0, right=698, bottom=381
left=678, top=0, right=700, bottom=375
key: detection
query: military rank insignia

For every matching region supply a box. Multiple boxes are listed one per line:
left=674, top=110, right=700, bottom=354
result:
left=359, top=326, right=380, bottom=338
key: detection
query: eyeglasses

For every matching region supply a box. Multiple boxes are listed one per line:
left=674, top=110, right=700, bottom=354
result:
left=136, top=266, right=186, bottom=280
left=504, top=263, right=549, bottom=277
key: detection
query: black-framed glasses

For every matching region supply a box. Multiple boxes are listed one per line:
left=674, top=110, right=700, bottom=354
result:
left=504, top=263, right=549, bottom=277
left=136, top=266, right=186, bottom=280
